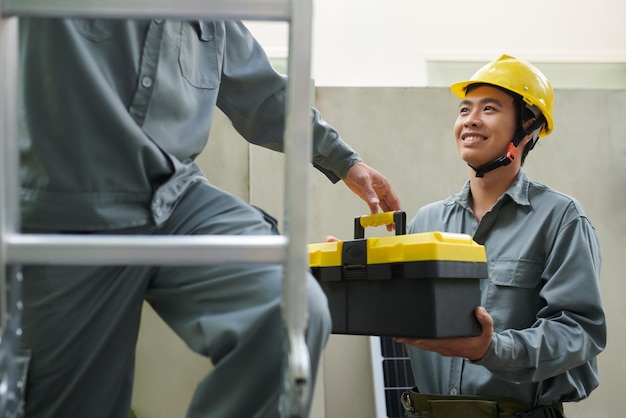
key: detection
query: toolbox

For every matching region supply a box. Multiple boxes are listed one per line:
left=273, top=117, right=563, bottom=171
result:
left=308, top=211, right=487, bottom=338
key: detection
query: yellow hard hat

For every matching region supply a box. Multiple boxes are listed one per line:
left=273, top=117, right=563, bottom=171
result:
left=450, top=54, right=554, bottom=137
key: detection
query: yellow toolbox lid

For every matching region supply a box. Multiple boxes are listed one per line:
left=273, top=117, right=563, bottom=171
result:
left=308, top=231, right=486, bottom=267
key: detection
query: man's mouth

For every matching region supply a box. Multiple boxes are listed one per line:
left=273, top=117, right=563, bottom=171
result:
left=462, top=135, right=486, bottom=143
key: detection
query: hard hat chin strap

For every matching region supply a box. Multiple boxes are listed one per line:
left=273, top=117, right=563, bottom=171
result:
left=469, top=142, right=518, bottom=178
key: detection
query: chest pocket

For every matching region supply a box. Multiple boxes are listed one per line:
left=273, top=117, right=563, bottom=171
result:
left=179, top=21, right=220, bottom=89
left=484, top=258, right=544, bottom=332
left=71, top=18, right=119, bottom=42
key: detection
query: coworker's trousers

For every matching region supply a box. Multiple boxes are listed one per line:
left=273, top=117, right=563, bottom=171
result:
left=20, top=180, right=331, bottom=418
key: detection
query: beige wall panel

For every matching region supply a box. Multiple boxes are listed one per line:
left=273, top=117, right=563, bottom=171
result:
left=133, top=305, right=210, bottom=418
left=195, top=109, right=251, bottom=201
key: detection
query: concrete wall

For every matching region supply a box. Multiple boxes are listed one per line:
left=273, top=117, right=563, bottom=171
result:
left=132, top=87, right=625, bottom=417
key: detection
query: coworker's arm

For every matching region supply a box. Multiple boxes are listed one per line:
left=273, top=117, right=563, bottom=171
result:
left=216, top=21, right=400, bottom=213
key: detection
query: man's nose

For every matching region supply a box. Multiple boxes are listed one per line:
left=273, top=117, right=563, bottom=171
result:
left=464, top=110, right=482, bottom=127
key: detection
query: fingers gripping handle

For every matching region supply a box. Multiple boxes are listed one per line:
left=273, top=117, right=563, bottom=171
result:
left=354, top=211, right=406, bottom=239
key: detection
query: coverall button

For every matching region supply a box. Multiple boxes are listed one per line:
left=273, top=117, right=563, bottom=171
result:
left=141, top=76, right=153, bottom=88
left=449, top=388, right=457, bottom=395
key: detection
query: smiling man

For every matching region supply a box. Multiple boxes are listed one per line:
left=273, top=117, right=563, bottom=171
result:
left=395, top=55, right=606, bottom=418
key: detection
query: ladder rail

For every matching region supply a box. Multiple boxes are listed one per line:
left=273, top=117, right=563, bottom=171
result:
left=0, top=0, right=315, bottom=416
left=5, top=234, right=287, bottom=265
left=0, top=15, right=22, bottom=416
left=1, top=0, right=291, bottom=21
left=0, top=15, right=18, bottom=332
left=281, top=0, right=314, bottom=413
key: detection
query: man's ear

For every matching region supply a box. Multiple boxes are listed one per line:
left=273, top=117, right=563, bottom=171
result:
left=522, top=117, right=537, bottom=132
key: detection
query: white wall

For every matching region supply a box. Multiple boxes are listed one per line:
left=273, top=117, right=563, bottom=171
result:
left=246, top=0, right=626, bottom=87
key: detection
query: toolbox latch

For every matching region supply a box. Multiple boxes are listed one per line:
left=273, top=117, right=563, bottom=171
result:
left=342, top=239, right=368, bottom=280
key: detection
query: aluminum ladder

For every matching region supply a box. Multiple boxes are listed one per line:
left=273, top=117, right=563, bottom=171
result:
left=0, top=1, right=315, bottom=417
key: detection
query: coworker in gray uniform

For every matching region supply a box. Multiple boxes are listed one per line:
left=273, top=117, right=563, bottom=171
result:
left=395, top=55, right=606, bottom=418
left=18, top=18, right=401, bottom=418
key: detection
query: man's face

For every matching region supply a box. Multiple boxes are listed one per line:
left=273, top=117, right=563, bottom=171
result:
left=453, top=85, right=518, bottom=169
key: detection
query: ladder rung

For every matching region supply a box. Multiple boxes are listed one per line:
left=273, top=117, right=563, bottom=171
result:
left=1, top=0, right=291, bottom=21
left=5, top=233, right=287, bottom=265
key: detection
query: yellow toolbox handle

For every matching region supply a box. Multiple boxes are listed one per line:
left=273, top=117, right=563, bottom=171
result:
left=354, top=211, right=406, bottom=239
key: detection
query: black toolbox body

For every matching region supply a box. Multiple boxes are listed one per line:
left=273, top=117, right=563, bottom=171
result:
left=308, top=211, right=487, bottom=338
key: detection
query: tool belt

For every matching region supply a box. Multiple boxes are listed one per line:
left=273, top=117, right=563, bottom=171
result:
left=401, top=387, right=564, bottom=418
